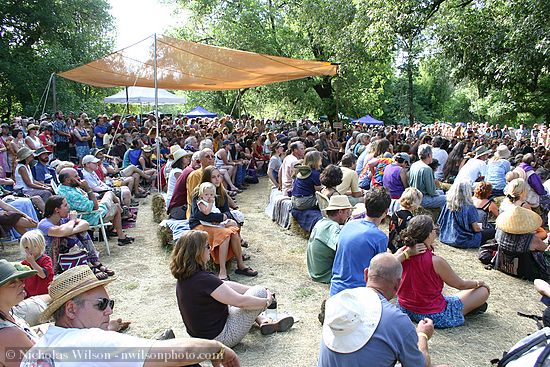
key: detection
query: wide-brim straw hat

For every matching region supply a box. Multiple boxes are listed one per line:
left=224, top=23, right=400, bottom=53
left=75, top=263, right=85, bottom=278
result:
left=27, top=124, right=39, bottom=131
left=324, top=195, right=354, bottom=211
left=496, top=206, right=542, bottom=234
left=495, top=145, right=511, bottom=159
left=41, top=265, right=117, bottom=322
left=0, top=259, right=37, bottom=287
left=172, top=149, right=193, bottom=164
left=142, top=145, right=153, bottom=153
left=169, top=144, right=181, bottom=157
left=16, top=147, right=34, bottom=161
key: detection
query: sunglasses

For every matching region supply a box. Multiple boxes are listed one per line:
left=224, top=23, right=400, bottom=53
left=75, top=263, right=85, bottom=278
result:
left=87, top=298, right=115, bottom=311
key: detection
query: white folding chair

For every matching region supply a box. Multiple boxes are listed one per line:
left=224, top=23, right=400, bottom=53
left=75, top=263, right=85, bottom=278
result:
left=78, top=210, right=112, bottom=256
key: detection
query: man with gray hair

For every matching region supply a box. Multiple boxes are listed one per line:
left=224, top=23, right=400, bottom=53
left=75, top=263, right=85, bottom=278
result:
left=319, top=253, right=444, bottom=367
left=409, top=144, right=446, bottom=208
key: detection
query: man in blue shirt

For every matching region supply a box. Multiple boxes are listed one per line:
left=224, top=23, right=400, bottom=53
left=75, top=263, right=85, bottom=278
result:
left=330, top=187, right=391, bottom=296
left=94, top=115, right=109, bottom=148
left=31, top=147, right=53, bottom=184
left=319, top=253, right=442, bottom=367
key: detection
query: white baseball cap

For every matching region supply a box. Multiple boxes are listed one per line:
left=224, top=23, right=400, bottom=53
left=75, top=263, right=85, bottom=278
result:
left=82, top=155, right=100, bottom=165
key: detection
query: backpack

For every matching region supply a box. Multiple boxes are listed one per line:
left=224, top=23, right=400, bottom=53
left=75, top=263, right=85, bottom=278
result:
left=371, top=157, right=394, bottom=188
left=388, top=209, right=413, bottom=253
left=494, top=327, right=550, bottom=366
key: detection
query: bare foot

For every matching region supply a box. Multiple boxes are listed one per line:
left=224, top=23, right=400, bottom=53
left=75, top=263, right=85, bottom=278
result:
left=534, top=279, right=550, bottom=298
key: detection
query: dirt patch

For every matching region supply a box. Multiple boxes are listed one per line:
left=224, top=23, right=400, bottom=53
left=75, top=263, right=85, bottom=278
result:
left=1, top=178, right=545, bottom=366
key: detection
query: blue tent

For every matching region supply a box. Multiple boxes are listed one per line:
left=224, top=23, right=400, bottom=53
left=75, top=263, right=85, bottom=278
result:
left=184, top=106, right=218, bottom=118
left=352, top=115, right=384, bottom=126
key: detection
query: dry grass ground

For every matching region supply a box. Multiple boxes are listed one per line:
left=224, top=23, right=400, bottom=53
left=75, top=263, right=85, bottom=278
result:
left=1, top=178, right=545, bottom=366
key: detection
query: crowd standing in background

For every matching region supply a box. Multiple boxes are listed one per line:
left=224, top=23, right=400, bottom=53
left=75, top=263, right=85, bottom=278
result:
left=1, top=110, right=550, bottom=365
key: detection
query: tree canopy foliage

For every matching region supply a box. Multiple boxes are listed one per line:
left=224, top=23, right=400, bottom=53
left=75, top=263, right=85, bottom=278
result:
left=0, top=0, right=115, bottom=118
left=174, top=0, right=549, bottom=125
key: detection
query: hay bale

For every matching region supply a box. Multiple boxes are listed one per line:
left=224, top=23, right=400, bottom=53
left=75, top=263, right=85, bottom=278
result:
left=157, top=225, right=173, bottom=248
left=289, top=216, right=310, bottom=239
left=152, top=193, right=167, bottom=223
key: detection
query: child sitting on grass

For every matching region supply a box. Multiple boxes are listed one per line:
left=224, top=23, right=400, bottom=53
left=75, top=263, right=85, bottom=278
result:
left=20, top=230, right=53, bottom=297
left=197, top=182, right=238, bottom=228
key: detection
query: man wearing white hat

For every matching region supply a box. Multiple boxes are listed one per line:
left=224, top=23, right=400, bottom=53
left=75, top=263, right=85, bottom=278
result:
left=21, top=266, right=240, bottom=367
left=307, top=195, right=354, bottom=284
left=455, top=145, right=491, bottom=187
left=81, top=155, right=133, bottom=208
left=319, top=253, right=443, bottom=367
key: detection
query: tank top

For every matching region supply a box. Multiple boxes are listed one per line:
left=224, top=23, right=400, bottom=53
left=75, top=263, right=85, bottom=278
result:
left=397, top=249, right=447, bottom=314
left=26, top=135, right=43, bottom=149
left=14, top=163, right=33, bottom=190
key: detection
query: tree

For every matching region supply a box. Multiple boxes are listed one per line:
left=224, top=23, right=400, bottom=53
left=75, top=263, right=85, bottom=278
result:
left=172, top=0, right=393, bottom=121
left=0, top=0, right=115, bottom=118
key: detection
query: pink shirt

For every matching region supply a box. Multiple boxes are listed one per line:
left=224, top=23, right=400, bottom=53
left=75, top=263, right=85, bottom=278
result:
left=397, top=249, right=446, bottom=314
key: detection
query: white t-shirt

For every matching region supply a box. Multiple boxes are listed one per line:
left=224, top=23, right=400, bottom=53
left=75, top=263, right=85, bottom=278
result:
left=165, top=167, right=183, bottom=206
left=455, top=158, right=487, bottom=186
left=431, top=147, right=448, bottom=180
left=280, top=154, right=298, bottom=193
left=21, top=326, right=153, bottom=367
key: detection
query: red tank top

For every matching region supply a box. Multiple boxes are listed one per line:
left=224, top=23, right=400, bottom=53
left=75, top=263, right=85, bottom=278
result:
left=397, top=249, right=446, bottom=314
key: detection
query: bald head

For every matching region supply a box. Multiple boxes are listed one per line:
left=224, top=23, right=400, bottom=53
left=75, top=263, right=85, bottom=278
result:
left=364, top=253, right=402, bottom=300
left=58, top=168, right=77, bottom=185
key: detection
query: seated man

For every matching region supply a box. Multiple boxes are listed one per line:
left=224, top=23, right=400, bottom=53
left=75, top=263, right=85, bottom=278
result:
left=318, top=253, right=444, bottom=367
left=81, top=154, right=133, bottom=208
left=307, top=195, right=354, bottom=284
left=330, top=188, right=390, bottom=296
left=57, top=168, right=134, bottom=246
left=409, top=144, right=446, bottom=209
left=335, top=154, right=364, bottom=205
left=30, top=147, right=54, bottom=184
left=21, top=265, right=240, bottom=366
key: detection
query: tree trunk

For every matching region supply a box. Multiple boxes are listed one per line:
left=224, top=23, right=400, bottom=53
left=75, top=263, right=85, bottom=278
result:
left=407, top=48, right=414, bottom=126
left=312, top=76, right=336, bottom=122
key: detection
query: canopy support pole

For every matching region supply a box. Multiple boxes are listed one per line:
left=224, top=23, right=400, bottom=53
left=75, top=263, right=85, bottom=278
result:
left=125, top=87, right=130, bottom=115
left=52, top=74, right=57, bottom=112
left=154, top=33, right=161, bottom=191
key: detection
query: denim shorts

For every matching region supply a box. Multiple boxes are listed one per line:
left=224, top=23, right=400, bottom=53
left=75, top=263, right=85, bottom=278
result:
left=398, top=295, right=465, bottom=328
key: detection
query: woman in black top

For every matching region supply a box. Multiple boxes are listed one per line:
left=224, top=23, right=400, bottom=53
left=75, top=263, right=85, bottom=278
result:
left=170, top=230, right=294, bottom=347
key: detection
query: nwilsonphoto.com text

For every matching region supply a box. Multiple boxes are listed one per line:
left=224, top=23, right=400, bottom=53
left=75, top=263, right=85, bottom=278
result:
left=6, top=347, right=223, bottom=362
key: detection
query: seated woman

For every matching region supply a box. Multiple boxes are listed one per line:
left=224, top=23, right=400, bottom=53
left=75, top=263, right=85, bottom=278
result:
left=267, top=142, right=285, bottom=189
left=472, top=182, right=499, bottom=229
left=438, top=180, right=493, bottom=248
left=397, top=215, right=490, bottom=328
left=291, top=151, right=322, bottom=210
left=494, top=206, right=549, bottom=281
left=37, top=195, right=114, bottom=280
left=170, top=230, right=293, bottom=348
left=0, top=260, right=40, bottom=366
left=320, top=164, right=343, bottom=199
left=13, top=147, right=52, bottom=213
left=189, top=166, right=253, bottom=281
left=501, top=178, right=547, bottom=240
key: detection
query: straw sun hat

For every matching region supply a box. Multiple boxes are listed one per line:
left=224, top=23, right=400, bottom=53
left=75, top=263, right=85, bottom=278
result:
left=324, top=195, right=354, bottom=211
left=41, top=265, right=117, bottom=322
left=496, top=206, right=542, bottom=234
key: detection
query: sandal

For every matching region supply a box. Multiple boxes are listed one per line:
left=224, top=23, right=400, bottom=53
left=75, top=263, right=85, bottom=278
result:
left=220, top=275, right=231, bottom=281
left=241, top=240, right=249, bottom=248
left=95, top=263, right=115, bottom=276
left=118, top=236, right=134, bottom=246
left=242, top=253, right=250, bottom=261
left=92, top=267, right=109, bottom=280
left=235, top=267, right=258, bottom=277
left=260, top=315, right=295, bottom=335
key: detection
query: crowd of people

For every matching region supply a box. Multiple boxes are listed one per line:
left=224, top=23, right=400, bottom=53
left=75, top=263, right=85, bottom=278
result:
left=1, top=111, right=550, bottom=366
